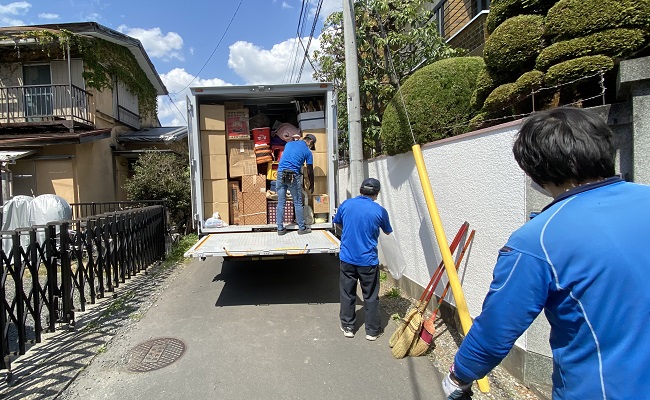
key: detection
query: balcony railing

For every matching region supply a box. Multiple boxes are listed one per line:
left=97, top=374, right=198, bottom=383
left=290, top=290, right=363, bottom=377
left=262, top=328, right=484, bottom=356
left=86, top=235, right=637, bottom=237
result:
left=0, top=84, right=94, bottom=128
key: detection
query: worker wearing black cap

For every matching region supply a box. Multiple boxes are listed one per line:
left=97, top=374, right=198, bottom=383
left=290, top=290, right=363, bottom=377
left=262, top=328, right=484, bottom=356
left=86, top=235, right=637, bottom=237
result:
left=333, top=178, right=393, bottom=341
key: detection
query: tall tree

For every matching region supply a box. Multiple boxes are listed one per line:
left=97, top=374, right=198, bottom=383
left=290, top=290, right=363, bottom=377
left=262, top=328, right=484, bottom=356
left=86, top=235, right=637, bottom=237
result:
left=312, top=0, right=461, bottom=158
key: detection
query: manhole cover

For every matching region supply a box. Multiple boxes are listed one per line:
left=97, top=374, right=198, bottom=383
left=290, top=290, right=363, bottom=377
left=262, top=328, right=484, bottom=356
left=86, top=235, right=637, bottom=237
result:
left=127, top=337, right=186, bottom=372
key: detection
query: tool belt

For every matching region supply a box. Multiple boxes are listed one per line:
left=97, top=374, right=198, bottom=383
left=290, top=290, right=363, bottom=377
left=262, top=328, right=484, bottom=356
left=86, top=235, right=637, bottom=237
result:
left=281, top=170, right=299, bottom=184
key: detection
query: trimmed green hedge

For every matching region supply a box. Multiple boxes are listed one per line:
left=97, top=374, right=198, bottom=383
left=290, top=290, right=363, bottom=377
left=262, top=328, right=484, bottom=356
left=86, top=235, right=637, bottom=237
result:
left=484, top=15, right=546, bottom=77
left=380, top=57, right=485, bottom=155
left=545, top=55, right=614, bottom=85
left=536, top=28, right=648, bottom=71
left=470, top=67, right=499, bottom=110
left=546, top=0, right=650, bottom=41
left=481, top=70, right=544, bottom=113
left=486, top=0, right=557, bottom=34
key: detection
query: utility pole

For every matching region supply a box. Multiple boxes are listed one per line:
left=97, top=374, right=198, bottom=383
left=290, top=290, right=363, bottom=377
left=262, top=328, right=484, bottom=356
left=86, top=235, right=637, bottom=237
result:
left=342, top=0, right=364, bottom=197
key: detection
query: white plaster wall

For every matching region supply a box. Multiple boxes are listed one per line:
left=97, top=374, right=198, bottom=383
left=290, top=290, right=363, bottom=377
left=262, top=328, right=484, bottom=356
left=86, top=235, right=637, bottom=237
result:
left=338, top=121, right=545, bottom=352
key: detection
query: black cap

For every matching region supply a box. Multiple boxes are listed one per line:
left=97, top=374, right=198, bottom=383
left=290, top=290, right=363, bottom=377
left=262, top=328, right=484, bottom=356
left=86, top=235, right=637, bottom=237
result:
left=360, top=178, right=381, bottom=195
left=304, top=133, right=317, bottom=151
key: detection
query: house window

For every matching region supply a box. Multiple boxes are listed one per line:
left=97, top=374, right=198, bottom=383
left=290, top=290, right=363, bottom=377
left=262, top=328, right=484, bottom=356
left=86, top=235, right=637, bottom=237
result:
left=23, top=64, right=53, bottom=118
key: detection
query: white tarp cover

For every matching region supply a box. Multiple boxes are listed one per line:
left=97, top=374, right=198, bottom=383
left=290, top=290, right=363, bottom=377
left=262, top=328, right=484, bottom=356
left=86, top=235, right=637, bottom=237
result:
left=29, top=194, right=72, bottom=243
left=1, top=195, right=34, bottom=256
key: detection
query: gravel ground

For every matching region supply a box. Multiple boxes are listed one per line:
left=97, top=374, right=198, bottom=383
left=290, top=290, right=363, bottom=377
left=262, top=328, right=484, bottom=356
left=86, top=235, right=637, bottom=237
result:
left=378, top=273, right=541, bottom=400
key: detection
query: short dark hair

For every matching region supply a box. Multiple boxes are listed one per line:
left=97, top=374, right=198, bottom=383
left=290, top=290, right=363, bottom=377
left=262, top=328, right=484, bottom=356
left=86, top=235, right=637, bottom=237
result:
left=512, top=107, right=616, bottom=186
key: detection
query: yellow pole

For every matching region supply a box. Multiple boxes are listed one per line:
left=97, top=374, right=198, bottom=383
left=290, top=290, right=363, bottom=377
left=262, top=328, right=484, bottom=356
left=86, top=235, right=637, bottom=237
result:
left=412, top=144, right=490, bottom=393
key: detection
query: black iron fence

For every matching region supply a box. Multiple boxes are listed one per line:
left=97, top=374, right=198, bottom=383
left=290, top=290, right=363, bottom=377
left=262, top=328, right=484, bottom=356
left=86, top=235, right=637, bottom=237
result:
left=70, top=200, right=166, bottom=220
left=0, top=205, right=165, bottom=375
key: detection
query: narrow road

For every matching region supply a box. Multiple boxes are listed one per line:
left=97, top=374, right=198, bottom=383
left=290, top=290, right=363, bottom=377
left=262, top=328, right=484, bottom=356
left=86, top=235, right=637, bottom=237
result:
left=52, top=254, right=445, bottom=399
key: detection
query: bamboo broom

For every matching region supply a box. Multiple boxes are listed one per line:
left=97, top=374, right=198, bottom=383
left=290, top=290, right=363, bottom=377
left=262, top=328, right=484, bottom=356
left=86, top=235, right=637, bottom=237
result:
left=388, top=222, right=468, bottom=348
left=408, top=230, right=476, bottom=357
left=390, top=223, right=469, bottom=358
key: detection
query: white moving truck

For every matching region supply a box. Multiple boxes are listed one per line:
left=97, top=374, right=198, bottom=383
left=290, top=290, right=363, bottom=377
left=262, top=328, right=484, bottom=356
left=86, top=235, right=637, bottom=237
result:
left=184, top=83, right=340, bottom=259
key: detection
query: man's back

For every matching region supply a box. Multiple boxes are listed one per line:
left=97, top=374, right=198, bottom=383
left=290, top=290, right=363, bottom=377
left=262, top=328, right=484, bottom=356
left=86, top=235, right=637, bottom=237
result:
left=334, top=196, right=392, bottom=266
left=278, top=140, right=312, bottom=173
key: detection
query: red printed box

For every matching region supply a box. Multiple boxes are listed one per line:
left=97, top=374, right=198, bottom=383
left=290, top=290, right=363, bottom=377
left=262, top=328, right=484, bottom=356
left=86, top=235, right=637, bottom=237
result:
left=267, top=200, right=295, bottom=224
left=226, top=109, right=250, bottom=140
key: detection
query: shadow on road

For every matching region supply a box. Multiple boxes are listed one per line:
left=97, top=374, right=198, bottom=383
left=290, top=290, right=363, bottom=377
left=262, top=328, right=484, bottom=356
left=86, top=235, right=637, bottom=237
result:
left=212, top=254, right=341, bottom=306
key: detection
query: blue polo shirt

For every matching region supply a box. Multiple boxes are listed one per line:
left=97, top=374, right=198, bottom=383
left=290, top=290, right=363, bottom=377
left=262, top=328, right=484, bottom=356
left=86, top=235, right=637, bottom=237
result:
left=333, top=195, right=393, bottom=266
left=278, top=140, right=313, bottom=174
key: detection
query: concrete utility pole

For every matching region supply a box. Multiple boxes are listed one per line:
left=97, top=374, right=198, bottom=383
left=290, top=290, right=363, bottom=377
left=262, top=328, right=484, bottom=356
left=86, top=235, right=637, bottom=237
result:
left=342, top=0, right=365, bottom=197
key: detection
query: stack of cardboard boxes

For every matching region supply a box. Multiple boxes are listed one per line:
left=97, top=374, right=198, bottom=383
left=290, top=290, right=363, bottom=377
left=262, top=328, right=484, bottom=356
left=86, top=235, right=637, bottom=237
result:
left=200, top=104, right=230, bottom=223
left=301, top=127, right=330, bottom=218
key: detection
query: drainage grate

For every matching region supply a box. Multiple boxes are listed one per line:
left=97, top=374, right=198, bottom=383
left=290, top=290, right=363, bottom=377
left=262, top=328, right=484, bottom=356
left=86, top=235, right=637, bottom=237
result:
left=127, top=337, right=186, bottom=372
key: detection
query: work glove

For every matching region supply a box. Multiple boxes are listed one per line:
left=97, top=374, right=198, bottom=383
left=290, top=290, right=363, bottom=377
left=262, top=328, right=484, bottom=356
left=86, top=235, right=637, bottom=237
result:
left=442, top=365, right=473, bottom=399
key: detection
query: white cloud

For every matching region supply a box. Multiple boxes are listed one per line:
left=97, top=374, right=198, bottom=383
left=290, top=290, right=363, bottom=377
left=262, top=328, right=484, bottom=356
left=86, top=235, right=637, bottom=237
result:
left=84, top=12, right=100, bottom=21
left=314, top=0, right=342, bottom=21
left=157, top=68, right=232, bottom=126
left=228, top=36, right=321, bottom=85
left=0, top=1, right=30, bottom=15
left=0, top=0, right=30, bottom=25
left=38, top=12, right=59, bottom=20
left=281, top=1, right=292, bottom=9
left=118, top=25, right=184, bottom=62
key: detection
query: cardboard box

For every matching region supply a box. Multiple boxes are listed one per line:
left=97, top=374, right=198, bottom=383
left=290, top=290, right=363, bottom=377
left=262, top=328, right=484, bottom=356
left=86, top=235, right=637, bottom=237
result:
left=203, top=202, right=230, bottom=224
left=203, top=179, right=228, bottom=203
left=298, top=111, right=325, bottom=130
left=312, top=194, right=330, bottom=214
left=200, top=104, right=225, bottom=131
left=201, top=130, right=227, bottom=155
left=227, top=140, right=258, bottom=177
left=301, top=128, right=327, bottom=151
left=241, top=192, right=267, bottom=225
left=226, top=109, right=250, bottom=140
left=241, top=174, right=267, bottom=193
left=311, top=152, right=328, bottom=177
left=228, top=181, right=242, bottom=225
left=224, top=101, right=244, bottom=110
left=267, top=161, right=279, bottom=181
left=311, top=176, right=328, bottom=195
left=202, top=154, right=227, bottom=180
left=267, top=200, right=295, bottom=224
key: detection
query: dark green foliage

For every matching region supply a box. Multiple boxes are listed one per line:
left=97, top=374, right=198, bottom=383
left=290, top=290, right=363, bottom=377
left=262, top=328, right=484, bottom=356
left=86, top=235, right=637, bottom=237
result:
left=483, top=15, right=546, bottom=77
left=468, top=112, right=490, bottom=131
left=470, top=68, right=499, bottom=110
left=536, top=28, right=648, bottom=71
left=513, top=70, right=545, bottom=98
left=546, top=0, right=650, bottom=42
left=380, top=57, right=484, bottom=155
left=486, top=0, right=557, bottom=34
left=482, top=82, right=517, bottom=113
left=545, top=55, right=614, bottom=85
left=124, top=151, right=191, bottom=233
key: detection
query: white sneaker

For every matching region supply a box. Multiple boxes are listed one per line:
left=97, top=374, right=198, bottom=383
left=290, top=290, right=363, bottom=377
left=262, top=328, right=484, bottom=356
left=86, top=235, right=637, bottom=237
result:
left=365, top=330, right=384, bottom=341
left=340, top=326, right=354, bottom=338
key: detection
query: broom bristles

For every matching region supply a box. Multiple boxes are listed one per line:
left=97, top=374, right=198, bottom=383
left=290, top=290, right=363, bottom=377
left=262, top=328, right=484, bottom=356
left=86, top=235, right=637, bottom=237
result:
left=391, top=313, right=423, bottom=359
left=389, top=307, right=419, bottom=348
left=407, top=316, right=437, bottom=357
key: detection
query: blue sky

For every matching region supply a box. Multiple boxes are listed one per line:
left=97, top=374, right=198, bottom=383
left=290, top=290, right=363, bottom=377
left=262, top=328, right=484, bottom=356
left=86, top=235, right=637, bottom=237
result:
left=0, top=0, right=343, bottom=126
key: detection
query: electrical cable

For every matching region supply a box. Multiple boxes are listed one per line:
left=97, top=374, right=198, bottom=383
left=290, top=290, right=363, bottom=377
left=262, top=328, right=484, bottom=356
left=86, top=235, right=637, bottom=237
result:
left=171, top=0, right=244, bottom=94
left=295, top=0, right=323, bottom=82
left=284, top=0, right=308, bottom=83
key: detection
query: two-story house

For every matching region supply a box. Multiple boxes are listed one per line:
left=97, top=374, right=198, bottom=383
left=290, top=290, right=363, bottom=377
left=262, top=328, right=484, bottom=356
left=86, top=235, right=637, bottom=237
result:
left=0, top=22, right=183, bottom=206
left=427, top=0, right=491, bottom=56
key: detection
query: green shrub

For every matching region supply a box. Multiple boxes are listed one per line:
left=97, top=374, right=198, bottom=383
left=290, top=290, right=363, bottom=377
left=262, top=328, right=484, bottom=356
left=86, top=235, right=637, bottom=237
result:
left=536, top=28, right=648, bottom=71
left=471, top=67, right=499, bottom=110
left=486, top=0, right=557, bottom=34
left=546, top=0, right=650, bottom=41
left=544, top=55, right=614, bottom=85
left=380, top=57, right=485, bottom=155
left=482, top=82, right=517, bottom=113
left=513, top=70, right=545, bottom=98
left=468, top=112, right=490, bottom=131
left=483, top=15, right=546, bottom=77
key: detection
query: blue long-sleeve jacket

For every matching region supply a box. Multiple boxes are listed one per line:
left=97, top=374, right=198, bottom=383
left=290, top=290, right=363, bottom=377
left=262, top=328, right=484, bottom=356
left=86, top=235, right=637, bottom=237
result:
left=454, top=177, right=650, bottom=399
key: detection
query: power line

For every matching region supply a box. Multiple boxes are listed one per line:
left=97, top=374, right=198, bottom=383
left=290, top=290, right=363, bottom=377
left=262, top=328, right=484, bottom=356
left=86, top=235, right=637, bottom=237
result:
left=296, top=0, right=323, bottom=82
left=285, top=0, right=310, bottom=83
left=164, top=94, right=188, bottom=125
left=171, top=0, right=244, bottom=94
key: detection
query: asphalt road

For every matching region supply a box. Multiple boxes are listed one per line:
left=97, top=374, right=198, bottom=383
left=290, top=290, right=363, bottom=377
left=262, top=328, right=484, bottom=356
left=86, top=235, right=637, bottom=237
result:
left=8, top=254, right=446, bottom=400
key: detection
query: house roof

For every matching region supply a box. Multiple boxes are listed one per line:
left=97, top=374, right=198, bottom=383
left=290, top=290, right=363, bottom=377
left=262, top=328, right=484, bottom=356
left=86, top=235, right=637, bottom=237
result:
left=117, top=126, right=188, bottom=143
left=0, top=22, right=167, bottom=96
left=0, top=149, right=36, bottom=162
left=0, top=128, right=112, bottom=148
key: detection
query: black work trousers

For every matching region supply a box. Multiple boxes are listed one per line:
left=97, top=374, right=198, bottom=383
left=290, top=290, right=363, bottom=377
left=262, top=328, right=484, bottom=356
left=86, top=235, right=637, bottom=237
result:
left=339, top=261, right=381, bottom=336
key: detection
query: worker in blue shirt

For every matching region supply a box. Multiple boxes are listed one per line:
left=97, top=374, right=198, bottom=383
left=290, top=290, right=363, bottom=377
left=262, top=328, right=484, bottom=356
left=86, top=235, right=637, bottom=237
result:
left=443, top=107, right=650, bottom=400
left=276, top=133, right=316, bottom=235
left=333, top=178, right=393, bottom=341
